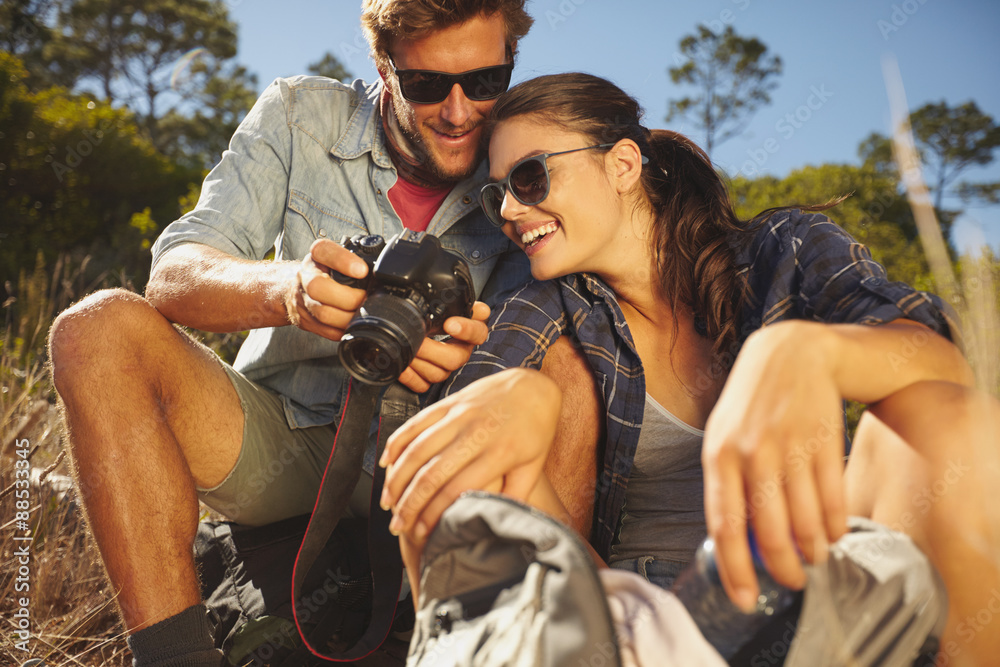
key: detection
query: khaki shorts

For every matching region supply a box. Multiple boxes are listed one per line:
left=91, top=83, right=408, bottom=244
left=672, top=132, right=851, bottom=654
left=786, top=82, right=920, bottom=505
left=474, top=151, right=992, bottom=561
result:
left=196, top=364, right=373, bottom=526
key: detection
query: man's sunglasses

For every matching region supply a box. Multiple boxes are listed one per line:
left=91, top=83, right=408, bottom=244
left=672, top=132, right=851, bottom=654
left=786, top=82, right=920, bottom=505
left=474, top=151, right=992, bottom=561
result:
left=479, top=144, right=614, bottom=227
left=389, top=48, right=514, bottom=104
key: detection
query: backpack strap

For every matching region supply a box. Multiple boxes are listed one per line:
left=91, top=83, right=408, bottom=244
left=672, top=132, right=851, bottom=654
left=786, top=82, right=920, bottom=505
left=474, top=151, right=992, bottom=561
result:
left=291, top=380, right=416, bottom=662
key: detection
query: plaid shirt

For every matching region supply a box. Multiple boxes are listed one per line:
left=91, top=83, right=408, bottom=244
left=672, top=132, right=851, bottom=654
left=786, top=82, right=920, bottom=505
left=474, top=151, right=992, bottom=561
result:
left=439, top=210, right=957, bottom=560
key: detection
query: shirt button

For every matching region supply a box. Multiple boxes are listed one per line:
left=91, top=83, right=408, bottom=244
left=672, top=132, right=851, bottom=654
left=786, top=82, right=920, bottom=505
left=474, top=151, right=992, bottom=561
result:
left=319, top=229, right=326, bottom=237
left=471, top=250, right=481, bottom=259
left=462, top=195, right=472, bottom=205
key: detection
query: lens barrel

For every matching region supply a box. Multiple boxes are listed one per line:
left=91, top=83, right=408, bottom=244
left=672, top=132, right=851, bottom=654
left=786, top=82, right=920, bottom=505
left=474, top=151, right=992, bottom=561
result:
left=338, top=291, right=427, bottom=385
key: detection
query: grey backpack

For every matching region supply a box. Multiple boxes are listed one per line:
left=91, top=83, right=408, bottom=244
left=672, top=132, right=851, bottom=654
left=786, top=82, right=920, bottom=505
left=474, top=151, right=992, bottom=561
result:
left=406, top=492, right=622, bottom=667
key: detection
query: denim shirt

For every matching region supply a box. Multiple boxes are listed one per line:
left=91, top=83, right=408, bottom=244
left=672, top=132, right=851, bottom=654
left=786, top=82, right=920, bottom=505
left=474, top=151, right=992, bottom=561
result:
left=151, top=76, right=529, bottom=429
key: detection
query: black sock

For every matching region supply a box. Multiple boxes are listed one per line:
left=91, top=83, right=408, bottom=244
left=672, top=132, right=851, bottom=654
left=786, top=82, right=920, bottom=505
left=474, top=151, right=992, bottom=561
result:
left=126, top=604, right=223, bottom=667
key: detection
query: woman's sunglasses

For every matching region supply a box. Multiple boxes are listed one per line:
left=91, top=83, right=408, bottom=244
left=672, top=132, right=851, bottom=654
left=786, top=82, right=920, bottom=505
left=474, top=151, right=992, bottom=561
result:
left=389, top=49, right=514, bottom=104
left=479, top=144, right=614, bottom=227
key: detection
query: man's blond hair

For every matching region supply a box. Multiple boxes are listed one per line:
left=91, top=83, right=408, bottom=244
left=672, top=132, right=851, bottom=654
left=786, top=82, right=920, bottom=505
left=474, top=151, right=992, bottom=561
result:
left=361, top=0, right=533, bottom=75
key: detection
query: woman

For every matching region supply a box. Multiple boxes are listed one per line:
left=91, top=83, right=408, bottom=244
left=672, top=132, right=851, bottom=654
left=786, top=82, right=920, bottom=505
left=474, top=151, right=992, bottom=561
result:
left=382, top=73, right=999, bottom=661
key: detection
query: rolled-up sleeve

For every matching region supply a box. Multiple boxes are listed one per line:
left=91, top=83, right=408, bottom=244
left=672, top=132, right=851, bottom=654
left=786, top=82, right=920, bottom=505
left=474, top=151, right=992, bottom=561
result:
left=151, top=78, right=293, bottom=269
left=745, top=212, right=959, bottom=343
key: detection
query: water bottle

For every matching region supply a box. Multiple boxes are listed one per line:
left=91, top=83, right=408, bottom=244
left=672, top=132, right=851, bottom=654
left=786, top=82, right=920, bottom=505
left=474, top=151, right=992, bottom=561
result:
left=671, top=535, right=798, bottom=659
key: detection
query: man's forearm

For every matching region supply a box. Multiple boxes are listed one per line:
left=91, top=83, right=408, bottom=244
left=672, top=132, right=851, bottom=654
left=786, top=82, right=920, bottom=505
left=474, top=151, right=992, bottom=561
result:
left=146, top=244, right=297, bottom=332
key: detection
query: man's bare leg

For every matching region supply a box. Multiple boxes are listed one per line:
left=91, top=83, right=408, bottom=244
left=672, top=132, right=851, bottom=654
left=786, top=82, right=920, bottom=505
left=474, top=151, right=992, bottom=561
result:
left=845, top=380, right=1000, bottom=666
left=538, top=336, right=604, bottom=537
left=49, top=288, right=245, bottom=632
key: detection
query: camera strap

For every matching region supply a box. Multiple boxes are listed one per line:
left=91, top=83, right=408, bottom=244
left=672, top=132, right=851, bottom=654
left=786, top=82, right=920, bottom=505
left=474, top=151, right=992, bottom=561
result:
left=291, top=379, right=415, bottom=662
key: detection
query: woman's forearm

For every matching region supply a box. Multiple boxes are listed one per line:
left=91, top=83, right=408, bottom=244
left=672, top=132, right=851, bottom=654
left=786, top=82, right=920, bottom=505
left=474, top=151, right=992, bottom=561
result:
left=742, top=318, right=973, bottom=407
left=821, top=319, right=973, bottom=402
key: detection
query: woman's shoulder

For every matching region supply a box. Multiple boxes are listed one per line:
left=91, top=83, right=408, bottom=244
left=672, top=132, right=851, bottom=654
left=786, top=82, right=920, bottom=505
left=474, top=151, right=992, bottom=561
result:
left=749, top=207, right=845, bottom=241
left=740, top=208, right=854, bottom=266
left=493, top=274, right=611, bottom=318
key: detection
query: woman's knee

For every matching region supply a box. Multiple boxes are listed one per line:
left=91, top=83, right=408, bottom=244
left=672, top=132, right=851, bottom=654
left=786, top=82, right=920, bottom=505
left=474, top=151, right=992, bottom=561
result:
left=876, top=381, right=998, bottom=464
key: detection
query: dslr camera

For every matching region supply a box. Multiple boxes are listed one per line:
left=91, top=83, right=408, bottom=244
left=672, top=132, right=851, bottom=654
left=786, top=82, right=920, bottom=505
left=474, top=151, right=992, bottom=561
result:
left=330, top=230, right=475, bottom=385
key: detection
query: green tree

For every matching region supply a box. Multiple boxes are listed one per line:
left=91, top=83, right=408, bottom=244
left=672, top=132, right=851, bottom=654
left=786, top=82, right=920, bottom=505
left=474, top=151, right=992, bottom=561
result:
left=156, top=61, right=258, bottom=169
left=857, top=131, right=895, bottom=176
left=860, top=101, right=1000, bottom=212
left=910, top=101, right=1000, bottom=211
left=667, top=24, right=782, bottom=158
left=0, top=0, right=61, bottom=89
left=46, top=0, right=238, bottom=142
left=0, top=52, right=193, bottom=287
left=729, top=163, right=933, bottom=290
left=307, top=52, right=352, bottom=81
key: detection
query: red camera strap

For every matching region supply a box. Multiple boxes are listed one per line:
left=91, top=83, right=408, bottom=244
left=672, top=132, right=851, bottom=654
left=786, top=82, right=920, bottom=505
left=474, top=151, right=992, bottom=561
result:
left=290, top=380, right=412, bottom=661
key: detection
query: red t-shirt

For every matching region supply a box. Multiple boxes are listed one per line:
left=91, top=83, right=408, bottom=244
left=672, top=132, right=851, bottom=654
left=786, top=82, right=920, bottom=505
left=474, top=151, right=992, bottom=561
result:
left=388, top=176, right=453, bottom=232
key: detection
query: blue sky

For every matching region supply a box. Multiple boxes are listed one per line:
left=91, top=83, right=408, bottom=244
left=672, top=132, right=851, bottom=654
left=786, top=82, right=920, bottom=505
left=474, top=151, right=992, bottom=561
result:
left=224, top=0, right=1000, bottom=253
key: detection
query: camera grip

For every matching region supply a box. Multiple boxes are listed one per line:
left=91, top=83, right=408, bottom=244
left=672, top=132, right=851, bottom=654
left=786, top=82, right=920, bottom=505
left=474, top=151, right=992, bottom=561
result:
left=328, top=234, right=385, bottom=290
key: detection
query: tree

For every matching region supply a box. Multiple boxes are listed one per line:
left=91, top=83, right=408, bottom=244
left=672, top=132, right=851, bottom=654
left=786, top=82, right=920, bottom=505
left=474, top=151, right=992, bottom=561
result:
left=666, top=24, right=782, bottom=157
left=156, top=61, right=258, bottom=169
left=862, top=101, right=1000, bottom=212
left=909, top=100, right=1000, bottom=211
left=0, top=52, right=193, bottom=287
left=729, top=163, right=933, bottom=290
left=857, top=131, right=895, bottom=176
left=307, top=52, right=352, bottom=82
left=0, top=0, right=63, bottom=89
left=46, top=0, right=238, bottom=142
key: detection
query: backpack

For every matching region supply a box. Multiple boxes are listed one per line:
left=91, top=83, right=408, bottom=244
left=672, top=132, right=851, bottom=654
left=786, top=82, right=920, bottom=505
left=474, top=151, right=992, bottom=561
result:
left=406, top=491, right=622, bottom=667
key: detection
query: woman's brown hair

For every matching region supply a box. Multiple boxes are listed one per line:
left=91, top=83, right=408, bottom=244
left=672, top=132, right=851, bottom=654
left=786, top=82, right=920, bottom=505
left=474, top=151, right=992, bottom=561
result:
left=488, top=72, right=841, bottom=357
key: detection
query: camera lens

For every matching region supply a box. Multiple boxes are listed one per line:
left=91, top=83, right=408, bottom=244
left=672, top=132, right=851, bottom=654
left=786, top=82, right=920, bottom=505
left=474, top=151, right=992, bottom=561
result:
left=338, top=291, right=427, bottom=385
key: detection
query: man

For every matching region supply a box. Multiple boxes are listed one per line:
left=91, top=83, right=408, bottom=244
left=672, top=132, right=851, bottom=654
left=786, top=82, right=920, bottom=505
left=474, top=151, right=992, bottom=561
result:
left=47, top=2, right=535, bottom=665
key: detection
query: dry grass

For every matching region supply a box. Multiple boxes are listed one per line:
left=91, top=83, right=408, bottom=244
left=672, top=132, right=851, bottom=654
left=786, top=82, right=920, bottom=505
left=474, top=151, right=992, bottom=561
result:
left=0, top=254, right=241, bottom=666
left=1, top=254, right=132, bottom=666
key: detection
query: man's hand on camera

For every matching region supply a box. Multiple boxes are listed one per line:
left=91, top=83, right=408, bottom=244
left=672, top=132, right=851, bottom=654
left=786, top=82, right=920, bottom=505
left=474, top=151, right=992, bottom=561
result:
left=285, top=239, right=369, bottom=340
left=397, top=301, right=490, bottom=393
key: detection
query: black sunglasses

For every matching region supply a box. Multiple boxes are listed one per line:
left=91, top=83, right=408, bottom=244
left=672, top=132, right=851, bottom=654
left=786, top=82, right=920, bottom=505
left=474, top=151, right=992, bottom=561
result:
left=479, top=144, right=614, bottom=227
left=388, top=48, right=514, bottom=104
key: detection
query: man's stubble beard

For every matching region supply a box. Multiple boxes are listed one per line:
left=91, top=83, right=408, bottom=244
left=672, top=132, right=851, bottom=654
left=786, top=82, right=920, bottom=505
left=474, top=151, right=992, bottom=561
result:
left=395, top=99, right=484, bottom=184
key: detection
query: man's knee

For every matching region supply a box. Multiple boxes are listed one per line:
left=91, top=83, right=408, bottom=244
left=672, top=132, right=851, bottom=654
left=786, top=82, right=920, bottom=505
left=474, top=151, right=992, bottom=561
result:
left=540, top=337, right=603, bottom=437
left=49, top=288, right=162, bottom=388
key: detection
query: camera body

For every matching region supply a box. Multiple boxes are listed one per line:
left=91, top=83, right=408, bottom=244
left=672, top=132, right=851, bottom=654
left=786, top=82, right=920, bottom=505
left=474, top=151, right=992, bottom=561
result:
left=331, top=230, right=475, bottom=385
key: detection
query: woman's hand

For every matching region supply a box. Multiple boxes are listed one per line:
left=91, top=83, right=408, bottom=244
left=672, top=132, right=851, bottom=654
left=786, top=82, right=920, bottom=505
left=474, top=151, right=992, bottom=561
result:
left=703, top=317, right=969, bottom=611
left=380, top=368, right=562, bottom=544
left=397, top=473, right=505, bottom=606
left=702, top=320, right=848, bottom=611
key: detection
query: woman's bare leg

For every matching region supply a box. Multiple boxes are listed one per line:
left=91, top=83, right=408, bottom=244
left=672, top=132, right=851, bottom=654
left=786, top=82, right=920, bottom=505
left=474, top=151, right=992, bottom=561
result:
left=845, top=380, right=1000, bottom=666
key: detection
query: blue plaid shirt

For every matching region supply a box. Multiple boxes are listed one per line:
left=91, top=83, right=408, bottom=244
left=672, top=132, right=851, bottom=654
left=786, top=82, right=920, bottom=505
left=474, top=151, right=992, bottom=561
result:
left=439, top=210, right=957, bottom=559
